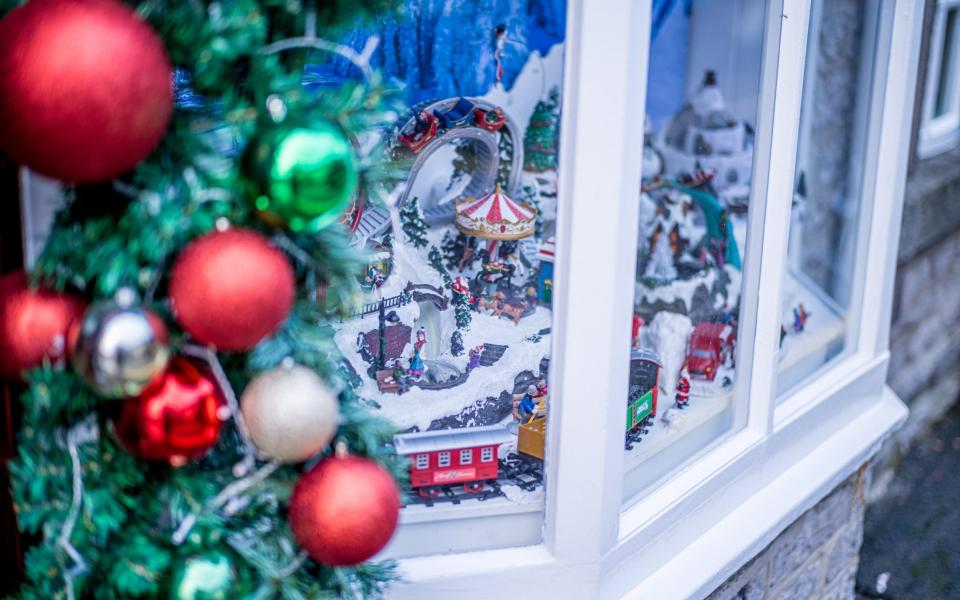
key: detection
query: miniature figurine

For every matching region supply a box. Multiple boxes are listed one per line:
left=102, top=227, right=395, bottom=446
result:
left=525, top=285, right=539, bottom=308
left=631, top=315, right=645, bottom=349
left=356, top=331, right=373, bottom=363
left=451, top=275, right=471, bottom=297
left=392, top=360, right=409, bottom=394
left=535, top=378, right=548, bottom=398
left=493, top=24, right=507, bottom=86
left=780, top=324, right=788, bottom=348
left=675, top=365, right=691, bottom=409
left=467, top=345, right=485, bottom=372
left=408, top=328, right=427, bottom=378
left=792, top=303, right=810, bottom=333
left=494, top=298, right=527, bottom=325
left=365, top=264, right=385, bottom=289
left=516, top=384, right=539, bottom=422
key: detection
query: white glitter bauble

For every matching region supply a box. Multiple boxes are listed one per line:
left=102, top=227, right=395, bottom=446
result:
left=241, top=363, right=339, bottom=463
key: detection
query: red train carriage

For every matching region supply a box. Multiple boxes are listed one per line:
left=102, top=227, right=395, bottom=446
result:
left=394, top=425, right=513, bottom=498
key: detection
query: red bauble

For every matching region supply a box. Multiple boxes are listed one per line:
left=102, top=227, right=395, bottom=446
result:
left=0, top=272, right=85, bottom=379
left=169, top=229, right=295, bottom=352
left=289, top=456, right=401, bottom=566
left=114, top=357, right=224, bottom=466
left=0, top=0, right=173, bottom=183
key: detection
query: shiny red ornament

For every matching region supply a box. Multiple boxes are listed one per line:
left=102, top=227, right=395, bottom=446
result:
left=0, top=272, right=85, bottom=379
left=0, top=0, right=173, bottom=183
left=289, top=455, right=401, bottom=566
left=169, top=229, right=295, bottom=352
left=114, top=357, right=225, bottom=467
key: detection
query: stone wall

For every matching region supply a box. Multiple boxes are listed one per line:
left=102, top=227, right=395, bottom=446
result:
left=868, top=0, right=960, bottom=499
left=706, top=471, right=867, bottom=600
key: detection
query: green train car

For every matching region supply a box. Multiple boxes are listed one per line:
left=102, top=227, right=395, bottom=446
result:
left=626, top=348, right=661, bottom=446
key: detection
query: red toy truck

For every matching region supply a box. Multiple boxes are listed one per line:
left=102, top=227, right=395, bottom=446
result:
left=685, top=322, right=736, bottom=381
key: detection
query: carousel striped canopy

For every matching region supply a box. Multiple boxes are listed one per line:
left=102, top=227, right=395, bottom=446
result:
left=454, top=184, right=537, bottom=240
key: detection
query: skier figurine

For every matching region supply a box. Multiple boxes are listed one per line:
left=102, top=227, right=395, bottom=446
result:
left=792, top=303, right=810, bottom=333
left=675, top=365, right=691, bottom=409
left=408, top=328, right=427, bottom=378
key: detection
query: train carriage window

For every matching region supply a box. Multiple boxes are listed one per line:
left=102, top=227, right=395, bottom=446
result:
left=415, top=453, right=429, bottom=470
left=624, top=0, right=768, bottom=502
left=438, top=451, right=451, bottom=468
left=777, top=0, right=881, bottom=397
left=459, top=449, right=473, bottom=465
left=481, top=447, right=495, bottom=463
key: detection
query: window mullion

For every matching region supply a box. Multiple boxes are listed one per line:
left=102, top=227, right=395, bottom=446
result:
left=859, top=0, right=925, bottom=356
left=738, top=0, right=811, bottom=434
left=543, top=0, right=651, bottom=564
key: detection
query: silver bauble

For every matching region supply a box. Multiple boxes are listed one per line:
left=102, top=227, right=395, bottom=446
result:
left=71, top=300, right=170, bottom=398
left=241, top=363, right=340, bottom=463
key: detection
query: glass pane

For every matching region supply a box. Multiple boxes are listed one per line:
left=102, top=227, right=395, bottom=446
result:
left=777, top=0, right=880, bottom=396
left=625, top=0, right=768, bottom=501
left=935, top=7, right=959, bottom=118
left=325, top=2, right=567, bottom=556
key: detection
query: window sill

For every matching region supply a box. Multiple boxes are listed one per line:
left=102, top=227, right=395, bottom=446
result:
left=388, top=384, right=906, bottom=599
left=613, top=386, right=905, bottom=600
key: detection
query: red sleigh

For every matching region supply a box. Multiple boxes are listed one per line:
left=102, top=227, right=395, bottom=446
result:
left=399, top=111, right=439, bottom=153
left=474, top=107, right=507, bottom=132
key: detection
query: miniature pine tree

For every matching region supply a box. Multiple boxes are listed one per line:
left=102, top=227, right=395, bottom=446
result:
left=427, top=245, right=452, bottom=285
left=1, top=2, right=405, bottom=598
left=400, top=197, right=429, bottom=248
left=523, top=87, right=560, bottom=173
left=450, top=330, right=465, bottom=357
left=645, top=233, right=679, bottom=283
left=454, top=293, right=472, bottom=330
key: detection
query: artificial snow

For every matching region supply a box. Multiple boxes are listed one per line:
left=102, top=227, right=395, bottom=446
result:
left=642, top=311, right=693, bottom=398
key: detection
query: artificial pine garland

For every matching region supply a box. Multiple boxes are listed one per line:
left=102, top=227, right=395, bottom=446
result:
left=0, top=1, right=410, bottom=598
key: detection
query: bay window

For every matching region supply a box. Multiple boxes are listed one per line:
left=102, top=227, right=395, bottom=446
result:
left=15, top=0, right=924, bottom=597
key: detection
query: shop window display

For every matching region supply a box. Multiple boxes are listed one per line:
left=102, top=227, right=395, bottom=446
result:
left=323, top=1, right=566, bottom=531
left=626, top=0, right=766, bottom=498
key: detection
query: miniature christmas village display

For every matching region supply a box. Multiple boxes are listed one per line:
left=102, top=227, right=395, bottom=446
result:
left=625, top=71, right=749, bottom=459
left=330, top=41, right=564, bottom=507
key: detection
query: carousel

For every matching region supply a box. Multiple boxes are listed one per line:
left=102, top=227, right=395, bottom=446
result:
left=454, top=183, right=538, bottom=300
left=455, top=183, right=536, bottom=247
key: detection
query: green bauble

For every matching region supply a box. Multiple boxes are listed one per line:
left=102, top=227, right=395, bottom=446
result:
left=244, top=120, right=358, bottom=232
left=169, top=551, right=240, bottom=600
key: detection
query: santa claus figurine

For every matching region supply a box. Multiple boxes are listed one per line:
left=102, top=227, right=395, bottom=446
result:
left=675, top=364, right=691, bottom=409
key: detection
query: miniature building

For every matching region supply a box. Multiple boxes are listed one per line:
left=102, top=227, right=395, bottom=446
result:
left=657, top=71, right=753, bottom=205
left=362, top=323, right=412, bottom=363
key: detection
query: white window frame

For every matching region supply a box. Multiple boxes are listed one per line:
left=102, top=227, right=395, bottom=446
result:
left=480, top=447, right=494, bottom=463
left=437, top=451, right=451, bottom=468
left=459, top=449, right=473, bottom=465
left=918, top=0, right=960, bottom=157
left=415, top=453, right=429, bottom=470
left=386, top=1, right=921, bottom=597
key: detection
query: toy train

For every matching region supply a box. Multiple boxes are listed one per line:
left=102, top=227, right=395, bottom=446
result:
left=626, top=348, right=662, bottom=447
left=394, top=415, right=546, bottom=499
left=394, top=425, right=514, bottom=497
left=394, top=351, right=663, bottom=497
